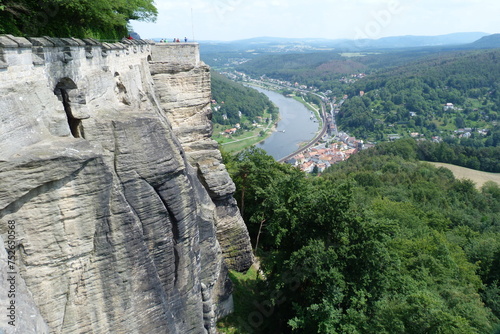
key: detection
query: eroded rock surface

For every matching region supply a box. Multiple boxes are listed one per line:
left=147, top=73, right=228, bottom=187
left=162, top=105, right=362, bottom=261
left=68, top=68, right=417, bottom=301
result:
left=0, top=36, right=251, bottom=333
left=150, top=47, right=254, bottom=271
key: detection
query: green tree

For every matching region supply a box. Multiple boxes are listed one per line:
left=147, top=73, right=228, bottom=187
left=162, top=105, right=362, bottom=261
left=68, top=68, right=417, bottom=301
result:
left=0, top=0, right=157, bottom=38
left=225, top=138, right=500, bottom=334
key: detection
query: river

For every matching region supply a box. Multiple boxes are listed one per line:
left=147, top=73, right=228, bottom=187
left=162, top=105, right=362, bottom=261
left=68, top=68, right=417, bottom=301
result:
left=251, top=87, right=320, bottom=160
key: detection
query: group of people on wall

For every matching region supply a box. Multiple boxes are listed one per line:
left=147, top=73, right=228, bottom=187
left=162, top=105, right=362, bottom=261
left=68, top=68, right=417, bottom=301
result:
left=159, top=37, right=188, bottom=43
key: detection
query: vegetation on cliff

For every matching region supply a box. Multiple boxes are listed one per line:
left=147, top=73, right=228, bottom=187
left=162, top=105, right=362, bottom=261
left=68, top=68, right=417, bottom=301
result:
left=0, top=0, right=157, bottom=39
left=220, top=141, right=500, bottom=333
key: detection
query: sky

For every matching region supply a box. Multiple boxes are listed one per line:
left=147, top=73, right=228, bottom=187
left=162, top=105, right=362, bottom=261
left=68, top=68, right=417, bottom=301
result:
left=131, top=0, right=500, bottom=41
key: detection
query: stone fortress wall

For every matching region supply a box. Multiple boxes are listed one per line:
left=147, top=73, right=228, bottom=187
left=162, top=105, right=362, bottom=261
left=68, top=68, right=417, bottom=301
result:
left=0, top=35, right=153, bottom=154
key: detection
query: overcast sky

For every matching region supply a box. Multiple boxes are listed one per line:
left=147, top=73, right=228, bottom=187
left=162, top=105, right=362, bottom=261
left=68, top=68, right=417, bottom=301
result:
left=131, top=0, right=500, bottom=41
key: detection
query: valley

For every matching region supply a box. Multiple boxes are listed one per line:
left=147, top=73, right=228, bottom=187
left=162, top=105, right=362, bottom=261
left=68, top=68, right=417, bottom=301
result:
left=209, top=34, right=500, bottom=334
left=2, top=1, right=500, bottom=333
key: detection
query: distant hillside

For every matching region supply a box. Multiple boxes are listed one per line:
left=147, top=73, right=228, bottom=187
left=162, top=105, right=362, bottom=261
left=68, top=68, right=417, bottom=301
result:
left=233, top=47, right=456, bottom=93
left=235, top=51, right=370, bottom=93
left=210, top=72, right=277, bottom=126
left=349, top=32, right=489, bottom=50
left=468, top=33, right=500, bottom=49
left=200, top=32, right=490, bottom=55
left=337, top=49, right=500, bottom=142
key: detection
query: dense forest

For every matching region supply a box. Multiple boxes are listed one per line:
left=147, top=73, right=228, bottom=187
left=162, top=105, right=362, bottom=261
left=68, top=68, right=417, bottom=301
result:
left=337, top=49, right=500, bottom=141
left=0, top=0, right=156, bottom=39
left=221, top=140, right=500, bottom=333
left=214, top=38, right=500, bottom=333
left=211, top=72, right=278, bottom=126
left=236, top=52, right=354, bottom=90
left=234, top=49, right=449, bottom=93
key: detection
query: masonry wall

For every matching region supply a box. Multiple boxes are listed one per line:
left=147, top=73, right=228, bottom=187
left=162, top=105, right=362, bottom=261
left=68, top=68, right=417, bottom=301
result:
left=151, top=43, right=200, bottom=65
left=0, top=35, right=153, bottom=156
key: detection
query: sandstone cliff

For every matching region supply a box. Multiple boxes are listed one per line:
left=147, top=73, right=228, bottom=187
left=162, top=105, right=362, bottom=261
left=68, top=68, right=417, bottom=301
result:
left=150, top=44, right=254, bottom=272
left=0, top=35, right=252, bottom=333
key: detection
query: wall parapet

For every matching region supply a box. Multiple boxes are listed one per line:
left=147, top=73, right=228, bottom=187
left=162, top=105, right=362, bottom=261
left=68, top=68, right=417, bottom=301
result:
left=0, top=34, right=154, bottom=69
left=151, top=43, right=201, bottom=66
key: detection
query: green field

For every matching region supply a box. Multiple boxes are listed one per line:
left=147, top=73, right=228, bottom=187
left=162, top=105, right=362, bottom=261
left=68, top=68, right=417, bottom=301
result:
left=213, top=122, right=275, bottom=154
left=427, top=162, right=500, bottom=188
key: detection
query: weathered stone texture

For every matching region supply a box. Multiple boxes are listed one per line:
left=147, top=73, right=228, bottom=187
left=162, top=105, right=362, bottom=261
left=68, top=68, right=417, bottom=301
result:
left=0, top=37, right=250, bottom=333
left=150, top=46, right=254, bottom=271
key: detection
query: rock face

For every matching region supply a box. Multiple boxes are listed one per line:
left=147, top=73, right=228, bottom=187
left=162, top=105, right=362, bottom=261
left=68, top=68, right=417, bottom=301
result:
left=150, top=45, right=254, bottom=271
left=0, top=35, right=252, bottom=333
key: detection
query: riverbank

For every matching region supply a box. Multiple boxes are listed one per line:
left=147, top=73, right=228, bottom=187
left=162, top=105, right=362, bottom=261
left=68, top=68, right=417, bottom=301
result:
left=212, top=83, right=321, bottom=157
left=214, top=118, right=277, bottom=154
left=246, top=82, right=323, bottom=125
